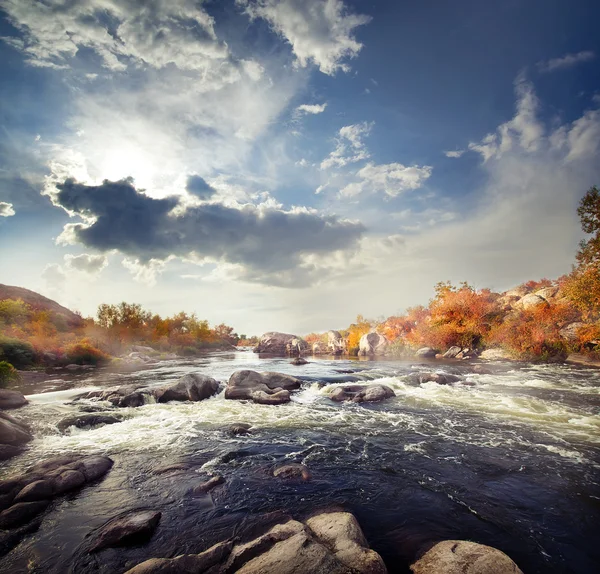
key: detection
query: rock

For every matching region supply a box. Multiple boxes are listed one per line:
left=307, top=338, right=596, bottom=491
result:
left=410, top=540, right=523, bottom=574
left=153, top=463, right=191, bottom=475
left=191, top=475, right=225, bottom=495
left=154, top=373, right=219, bottom=403
left=559, top=322, right=586, bottom=342
left=290, top=357, right=308, bottom=365
left=57, top=413, right=122, bottom=432
left=124, top=541, right=234, bottom=574
left=0, top=519, right=41, bottom=558
left=515, top=293, right=549, bottom=310
left=225, top=370, right=302, bottom=405
left=117, top=391, right=148, bottom=408
left=0, top=501, right=50, bottom=529
left=455, top=348, right=478, bottom=360
left=53, top=470, right=86, bottom=494
left=229, top=423, right=252, bottom=436
left=0, top=444, right=24, bottom=461
left=328, top=331, right=346, bottom=355
left=535, top=286, right=559, bottom=300
left=359, top=332, right=389, bottom=356
left=130, top=345, right=157, bottom=354
left=78, top=455, right=114, bottom=481
left=504, top=286, right=530, bottom=298
left=253, top=332, right=308, bottom=356
left=14, top=480, right=54, bottom=503
left=273, top=464, right=311, bottom=481
left=442, top=346, right=462, bottom=359
left=415, top=347, right=438, bottom=358
left=329, top=384, right=396, bottom=403
left=89, top=510, right=162, bottom=553
left=0, top=389, right=28, bottom=410
left=312, top=342, right=325, bottom=355
left=406, top=372, right=461, bottom=386
left=479, top=348, right=512, bottom=361
left=0, top=412, right=32, bottom=446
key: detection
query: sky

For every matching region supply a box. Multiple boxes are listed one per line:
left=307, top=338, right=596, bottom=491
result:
left=0, top=0, right=599, bottom=336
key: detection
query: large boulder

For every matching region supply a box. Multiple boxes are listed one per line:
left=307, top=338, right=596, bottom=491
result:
left=410, top=540, right=523, bottom=574
left=124, top=510, right=386, bottom=574
left=89, top=510, right=162, bottom=552
left=225, top=370, right=302, bottom=405
left=479, top=348, right=512, bottom=361
left=415, top=347, right=437, bottom=358
left=535, top=286, right=558, bottom=301
left=328, top=384, right=396, bottom=403
left=328, top=331, right=346, bottom=355
left=559, top=322, right=586, bottom=342
left=154, top=373, right=220, bottom=403
left=358, top=333, right=388, bottom=356
left=253, top=332, right=308, bottom=356
left=0, top=412, right=32, bottom=446
left=0, top=389, right=28, bottom=410
left=515, top=293, right=549, bottom=311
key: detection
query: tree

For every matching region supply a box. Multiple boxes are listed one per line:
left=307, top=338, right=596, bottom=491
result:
left=576, top=185, right=600, bottom=266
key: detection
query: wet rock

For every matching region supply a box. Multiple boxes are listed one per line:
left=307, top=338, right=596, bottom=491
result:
left=253, top=332, right=308, bottom=355
left=415, top=347, right=438, bottom=358
left=0, top=389, right=28, bottom=410
left=290, top=357, right=308, bottom=365
left=410, top=540, right=523, bottom=574
left=191, top=475, right=225, bottom=495
left=153, top=463, right=192, bottom=475
left=57, top=413, right=122, bottom=432
left=225, top=370, right=302, bottom=405
left=0, top=519, right=41, bottom=558
left=124, top=540, right=234, bottom=574
left=14, top=480, right=54, bottom=502
left=0, top=412, right=33, bottom=446
left=89, top=509, right=162, bottom=553
left=116, top=391, right=147, bottom=408
left=470, top=365, right=492, bottom=375
left=0, top=444, right=23, bottom=461
left=53, top=470, right=86, bottom=494
left=78, top=455, right=114, bottom=481
left=406, top=372, right=461, bottom=386
left=273, top=463, right=311, bottom=481
left=359, top=332, right=389, bottom=356
left=328, top=330, right=346, bottom=355
left=329, top=384, right=396, bottom=403
left=0, top=500, right=50, bottom=528
left=228, top=423, right=252, bottom=436
left=479, top=348, right=512, bottom=361
left=154, top=373, right=220, bottom=403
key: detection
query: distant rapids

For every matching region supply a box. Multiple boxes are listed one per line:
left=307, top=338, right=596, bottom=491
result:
left=1, top=350, right=599, bottom=573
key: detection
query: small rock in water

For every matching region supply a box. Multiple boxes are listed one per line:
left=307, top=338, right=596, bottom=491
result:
left=290, top=357, right=308, bottom=365
left=191, top=475, right=225, bottom=495
left=89, top=510, right=162, bottom=553
left=228, top=423, right=253, bottom=436
left=273, top=463, right=311, bottom=481
left=329, top=384, right=396, bottom=403
left=56, top=413, right=122, bottom=433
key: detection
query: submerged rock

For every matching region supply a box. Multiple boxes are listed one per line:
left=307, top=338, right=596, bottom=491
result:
left=358, top=332, right=388, bottom=356
left=154, top=373, right=220, bottom=403
left=0, top=389, right=28, bottom=410
left=57, top=413, right=122, bottom=432
left=89, top=509, right=162, bottom=553
left=253, top=332, right=308, bottom=355
left=228, top=423, right=253, bottom=436
left=191, top=475, right=225, bottom=495
left=410, top=540, right=523, bottom=574
left=273, top=463, right=311, bottom=481
left=124, top=509, right=386, bottom=574
left=406, top=372, right=461, bottom=386
left=225, top=370, right=302, bottom=405
left=329, top=384, right=396, bottom=403
left=290, top=357, right=308, bottom=365
left=0, top=444, right=24, bottom=461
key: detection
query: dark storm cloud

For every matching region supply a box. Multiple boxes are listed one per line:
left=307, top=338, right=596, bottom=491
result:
left=186, top=175, right=216, bottom=199
left=53, top=178, right=365, bottom=284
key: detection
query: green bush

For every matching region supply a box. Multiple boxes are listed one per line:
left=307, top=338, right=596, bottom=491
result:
left=0, top=335, right=36, bottom=368
left=0, top=361, right=19, bottom=388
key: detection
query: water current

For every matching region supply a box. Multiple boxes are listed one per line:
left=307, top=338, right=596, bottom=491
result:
left=1, top=350, right=599, bottom=573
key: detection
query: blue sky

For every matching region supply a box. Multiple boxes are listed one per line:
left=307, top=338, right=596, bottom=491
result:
left=0, top=0, right=599, bottom=334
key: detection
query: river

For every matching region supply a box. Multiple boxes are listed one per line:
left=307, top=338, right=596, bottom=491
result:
left=1, top=350, right=599, bottom=573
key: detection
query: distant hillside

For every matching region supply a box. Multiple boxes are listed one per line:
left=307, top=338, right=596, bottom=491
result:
left=0, top=284, right=83, bottom=327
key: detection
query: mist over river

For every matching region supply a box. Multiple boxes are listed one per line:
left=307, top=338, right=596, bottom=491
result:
left=1, top=350, right=599, bottom=573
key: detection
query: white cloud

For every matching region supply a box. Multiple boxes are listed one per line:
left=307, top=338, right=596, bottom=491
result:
left=0, top=202, right=15, bottom=217
left=340, top=162, right=432, bottom=198
left=64, top=253, right=108, bottom=275
left=537, top=50, right=595, bottom=73
left=320, top=121, right=372, bottom=169
left=239, top=0, right=371, bottom=75
left=468, top=75, right=543, bottom=161
left=122, top=258, right=169, bottom=287
left=444, top=150, right=464, bottom=158
left=295, top=103, right=328, bottom=116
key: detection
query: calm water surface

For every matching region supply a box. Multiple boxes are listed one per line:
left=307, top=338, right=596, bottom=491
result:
left=1, top=350, right=599, bottom=573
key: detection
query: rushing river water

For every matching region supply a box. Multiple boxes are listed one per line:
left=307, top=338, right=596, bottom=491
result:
left=1, top=350, right=599, bottom=573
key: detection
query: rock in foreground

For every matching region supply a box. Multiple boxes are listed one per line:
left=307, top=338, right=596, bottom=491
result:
left=328, top=384, right=396, bottom=403
left=0, top=389, right=28, bottom=410
left=253, top=332, right=308, bottom=355
left=225, top=370, right=302, bottom=405
left=125, top=509, right=386, bottom=574
left=410, top=540, right=523, bottom=574
left=0, top=412, right=33, bottom=447
left=90, top=510, right=161, bottom=552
